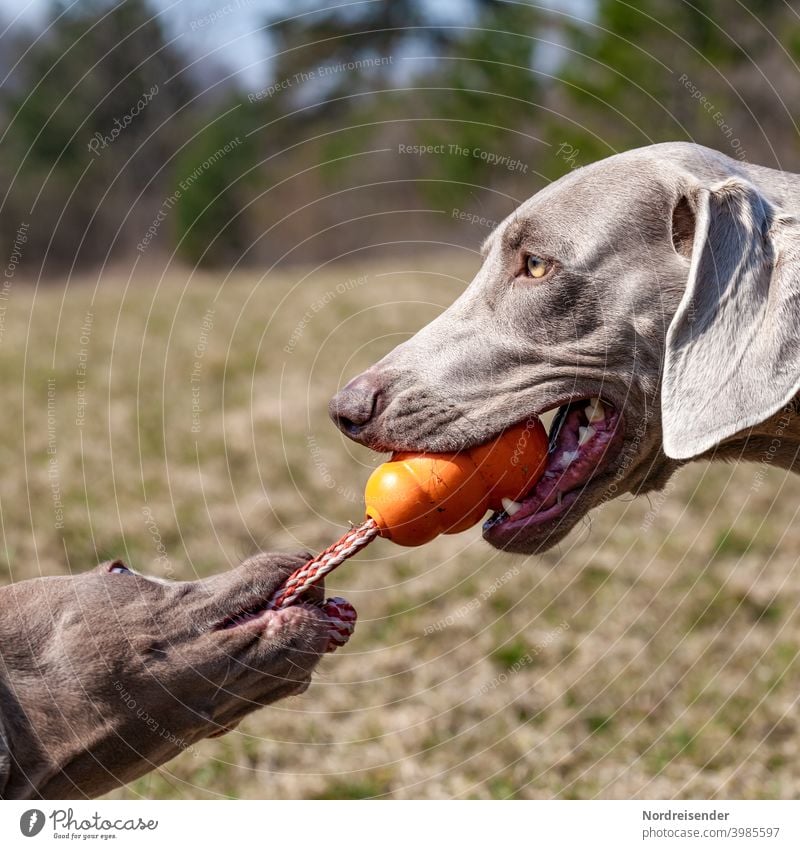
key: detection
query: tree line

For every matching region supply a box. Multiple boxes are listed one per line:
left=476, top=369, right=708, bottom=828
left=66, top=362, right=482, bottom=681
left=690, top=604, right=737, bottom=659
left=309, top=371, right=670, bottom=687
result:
left=1, top=0, right=797, bottom=277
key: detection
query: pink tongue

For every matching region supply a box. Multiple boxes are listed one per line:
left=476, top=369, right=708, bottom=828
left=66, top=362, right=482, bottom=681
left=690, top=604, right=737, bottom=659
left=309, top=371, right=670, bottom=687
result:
left=322, top=597, right=357, bottom=653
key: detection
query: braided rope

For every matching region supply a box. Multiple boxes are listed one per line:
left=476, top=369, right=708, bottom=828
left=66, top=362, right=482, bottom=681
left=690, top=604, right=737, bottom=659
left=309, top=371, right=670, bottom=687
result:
left=268, top=519, right=379, bottom=651
left=321, top=597, right=358, bottom=653
left=269, top=518, right=379, bottom=609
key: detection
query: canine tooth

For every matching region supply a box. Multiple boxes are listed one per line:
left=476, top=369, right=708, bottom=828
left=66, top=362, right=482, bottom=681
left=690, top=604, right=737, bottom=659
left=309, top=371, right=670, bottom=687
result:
left=586, top=398, right=605, bottom=422
left=561, top=450, right=578, bottom=467
left=578, top=425, right=595, bottom=446
left=501, top=497, right=522, bottom=516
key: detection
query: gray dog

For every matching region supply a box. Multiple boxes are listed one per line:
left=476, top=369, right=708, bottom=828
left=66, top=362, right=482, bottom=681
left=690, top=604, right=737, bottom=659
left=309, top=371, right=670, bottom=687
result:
left=0, top=553, right=333, bottom=798
left=330, top=142, right=800, bottom=553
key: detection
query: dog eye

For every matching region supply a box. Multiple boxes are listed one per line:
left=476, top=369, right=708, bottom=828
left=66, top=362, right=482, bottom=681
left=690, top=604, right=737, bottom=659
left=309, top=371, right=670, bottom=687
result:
left=525, top=255, right=550, bottom=279
left=108, top=561, right=131, bottom=575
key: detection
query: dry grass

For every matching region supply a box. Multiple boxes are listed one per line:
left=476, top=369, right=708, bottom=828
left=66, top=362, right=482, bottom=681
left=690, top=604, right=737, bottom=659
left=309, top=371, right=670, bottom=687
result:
left=4, top=255, right=800, bottom=799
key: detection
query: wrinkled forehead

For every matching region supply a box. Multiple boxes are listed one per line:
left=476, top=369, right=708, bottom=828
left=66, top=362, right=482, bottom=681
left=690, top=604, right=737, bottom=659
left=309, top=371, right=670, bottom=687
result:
left=483, top=160, right=669, bottom=267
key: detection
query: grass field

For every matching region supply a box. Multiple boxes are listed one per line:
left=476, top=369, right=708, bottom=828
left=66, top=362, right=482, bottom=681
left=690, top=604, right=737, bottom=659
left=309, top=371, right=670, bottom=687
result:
left=4, top=255, right=800, bottom=799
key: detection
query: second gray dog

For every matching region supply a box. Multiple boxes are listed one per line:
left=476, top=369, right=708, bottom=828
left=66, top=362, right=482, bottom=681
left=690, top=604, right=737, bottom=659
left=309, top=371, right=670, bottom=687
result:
left=0, top=552, right=332, bottom=798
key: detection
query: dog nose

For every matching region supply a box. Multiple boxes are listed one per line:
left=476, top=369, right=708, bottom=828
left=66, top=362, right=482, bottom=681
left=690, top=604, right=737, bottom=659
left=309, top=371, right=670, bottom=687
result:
left=329, top=373, right=383, bottom=437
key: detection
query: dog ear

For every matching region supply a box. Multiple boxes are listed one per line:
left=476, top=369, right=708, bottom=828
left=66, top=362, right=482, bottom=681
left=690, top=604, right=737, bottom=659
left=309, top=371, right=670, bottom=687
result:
left=662, top=178, right=800, bottom=460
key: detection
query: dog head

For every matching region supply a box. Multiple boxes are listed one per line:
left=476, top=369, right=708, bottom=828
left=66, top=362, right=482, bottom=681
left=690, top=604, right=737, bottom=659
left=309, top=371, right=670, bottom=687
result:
left=330, top=142, right=800, bottom=553
left=0, top=552, right=333, bottom=798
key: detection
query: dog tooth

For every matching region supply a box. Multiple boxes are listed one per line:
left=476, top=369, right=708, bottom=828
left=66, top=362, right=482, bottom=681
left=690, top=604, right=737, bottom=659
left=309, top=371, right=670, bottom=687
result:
left=586, top=398, right=605, bottom=422
left=501, top=497, right=522, bottom=516
left=578, top=425, right=595, bottom=446
left=561, top=450, right=578, bottom=466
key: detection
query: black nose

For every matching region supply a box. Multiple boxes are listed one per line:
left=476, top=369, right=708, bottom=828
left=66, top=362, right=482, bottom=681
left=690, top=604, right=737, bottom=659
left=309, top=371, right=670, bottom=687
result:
left=329, top=373, right=382, bottom=437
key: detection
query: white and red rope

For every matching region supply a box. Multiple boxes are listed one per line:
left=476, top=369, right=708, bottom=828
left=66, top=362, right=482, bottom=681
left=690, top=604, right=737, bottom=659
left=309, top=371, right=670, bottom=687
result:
left=320, top=597, right=358, bottom=653
left=268, top=518, right=379, bottom=652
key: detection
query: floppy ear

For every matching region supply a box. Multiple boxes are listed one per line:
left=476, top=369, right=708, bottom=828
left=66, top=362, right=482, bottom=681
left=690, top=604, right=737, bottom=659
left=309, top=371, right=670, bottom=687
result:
left=662, top=178, right=800, bottom=460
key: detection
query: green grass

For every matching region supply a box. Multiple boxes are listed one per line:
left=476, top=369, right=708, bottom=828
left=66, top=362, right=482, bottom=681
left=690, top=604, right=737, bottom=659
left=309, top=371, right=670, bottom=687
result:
left=491, top=640, right=530, bottom=669
left=4, top=257, right=800, bottom=799
left=585, top=714, right=614, bottom=735
left=312, top=774, right=393, bottom=799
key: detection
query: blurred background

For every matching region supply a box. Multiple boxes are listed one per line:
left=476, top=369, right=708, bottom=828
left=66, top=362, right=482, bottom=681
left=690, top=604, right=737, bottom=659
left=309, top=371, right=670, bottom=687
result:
left=2, top=0, right=800, bottom=799
left=2, top=0, right=799, bottom=274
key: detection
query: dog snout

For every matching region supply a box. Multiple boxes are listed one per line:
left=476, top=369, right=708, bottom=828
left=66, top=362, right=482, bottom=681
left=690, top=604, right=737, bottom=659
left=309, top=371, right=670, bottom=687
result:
left=329, top=372, right=384, bottom=438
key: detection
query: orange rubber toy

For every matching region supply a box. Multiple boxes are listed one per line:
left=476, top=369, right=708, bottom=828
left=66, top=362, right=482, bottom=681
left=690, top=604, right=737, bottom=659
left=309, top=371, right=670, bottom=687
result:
left=364, top=419, right=549, bottom=546
left=268, top=418, right=549, bottom=616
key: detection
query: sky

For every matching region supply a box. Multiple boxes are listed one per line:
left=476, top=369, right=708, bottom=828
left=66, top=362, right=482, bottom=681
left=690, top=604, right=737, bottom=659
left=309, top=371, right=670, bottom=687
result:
left=2, top=0, right=595, bottom=88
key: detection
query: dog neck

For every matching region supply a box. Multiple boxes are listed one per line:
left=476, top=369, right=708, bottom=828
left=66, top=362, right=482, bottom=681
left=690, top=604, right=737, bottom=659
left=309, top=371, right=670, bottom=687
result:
left=713, top=400, right=800, bottom=473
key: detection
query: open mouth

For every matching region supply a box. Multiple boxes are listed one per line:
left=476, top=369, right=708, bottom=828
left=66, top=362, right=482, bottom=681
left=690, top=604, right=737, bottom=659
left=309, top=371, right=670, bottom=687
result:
left=483, top=397, right=624, bottom=545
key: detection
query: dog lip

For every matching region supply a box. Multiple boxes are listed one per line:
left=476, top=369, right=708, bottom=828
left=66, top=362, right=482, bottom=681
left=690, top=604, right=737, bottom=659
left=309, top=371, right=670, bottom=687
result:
left=483, top=472, right=604, bottom=545
left=213, top=581, right=326, bottom=631
left=483, top=396, right=625, bottom=545
left=215, top=603, right=278, bottom=631
left=483, top=488, right=582, bottom=543
left=483, top=459, right=627, bottom=550
left=215, top=600, right=327, bottom=634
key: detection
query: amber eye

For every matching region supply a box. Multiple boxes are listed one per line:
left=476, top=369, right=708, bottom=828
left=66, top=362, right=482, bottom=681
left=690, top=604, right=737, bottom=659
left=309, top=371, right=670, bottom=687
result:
left=525, top=255, right=550, bottom=279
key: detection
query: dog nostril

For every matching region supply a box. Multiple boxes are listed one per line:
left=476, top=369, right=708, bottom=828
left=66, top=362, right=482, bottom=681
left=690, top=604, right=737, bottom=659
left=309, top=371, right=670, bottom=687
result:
left=336, top=413, right=367, bottom=435
left=333, top=392, right=378, bottom=433
left=329, top=374, right=382, bottom=435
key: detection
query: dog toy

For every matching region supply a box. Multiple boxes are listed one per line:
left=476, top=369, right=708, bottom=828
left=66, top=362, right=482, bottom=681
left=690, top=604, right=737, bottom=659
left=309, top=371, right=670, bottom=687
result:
left=269, top=419, right=548, bottom=651
left=363, top=419, right=549, bottom=545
